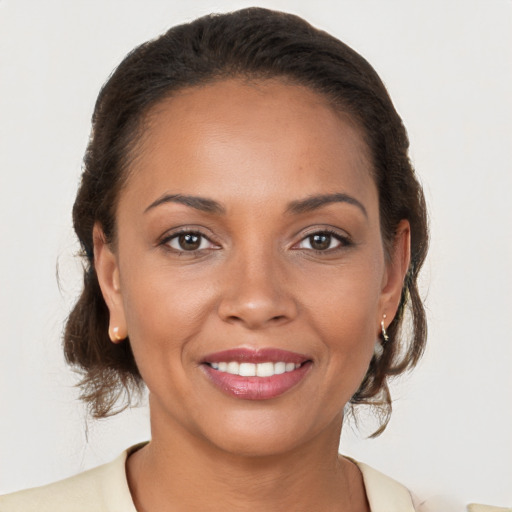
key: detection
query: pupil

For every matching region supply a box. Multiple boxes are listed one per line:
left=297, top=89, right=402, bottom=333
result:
left=179, top=233, right=200, bottom=250
left=311, top=234, right=330, bottom=250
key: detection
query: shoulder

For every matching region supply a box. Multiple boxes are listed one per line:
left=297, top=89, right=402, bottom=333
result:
left=353, top=461, right=512, bottom=512
left=467, top=506, right=512, bottom=512
left=0, top=447, right=139, bottom=512
left=352, top=460, right=417, bottom=512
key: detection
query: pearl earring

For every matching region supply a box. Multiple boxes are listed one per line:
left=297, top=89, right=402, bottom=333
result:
left=109, top=326, right=125, bottom=343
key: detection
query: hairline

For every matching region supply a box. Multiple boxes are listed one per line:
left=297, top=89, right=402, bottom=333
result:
left=107, top=74, right=382, bottom=248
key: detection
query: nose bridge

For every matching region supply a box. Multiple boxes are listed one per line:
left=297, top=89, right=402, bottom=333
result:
left=217, top=236, right=297, bottom=328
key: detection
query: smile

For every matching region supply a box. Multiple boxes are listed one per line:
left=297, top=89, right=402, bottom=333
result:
left=201, top=348, right=312, bottom=400
left=209, top=361, right=301, bottom=377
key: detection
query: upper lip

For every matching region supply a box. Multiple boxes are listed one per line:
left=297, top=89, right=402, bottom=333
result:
left=201, top=347, right=310, bottom=365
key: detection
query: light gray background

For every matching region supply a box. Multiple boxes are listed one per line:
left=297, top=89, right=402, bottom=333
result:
left=1, top=0, right=511, bottom=509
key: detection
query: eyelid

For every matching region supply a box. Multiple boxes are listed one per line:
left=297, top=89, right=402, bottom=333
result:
left=291, top=227, right=352, bottom=252
left=168, top=233, right=216, bottom=251
left=158, top=226, right=221, bottom=252
left=157, top=225, right=351, bottom=254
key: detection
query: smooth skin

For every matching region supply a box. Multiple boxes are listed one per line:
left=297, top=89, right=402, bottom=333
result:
left=94, top=79, right=410, bottom=512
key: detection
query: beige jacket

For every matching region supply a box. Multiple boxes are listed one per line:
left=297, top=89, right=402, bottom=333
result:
left=0, top=446, right=506, bottom=512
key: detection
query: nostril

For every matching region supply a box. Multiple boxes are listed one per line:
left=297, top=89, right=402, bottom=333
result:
left=218, top=294, right=298, bottom=329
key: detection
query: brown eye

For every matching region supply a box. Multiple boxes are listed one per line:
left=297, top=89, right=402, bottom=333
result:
left=296, top=231, right=346, bottom=252
left=309, top=233, right=332, bottom=251
left=166, top=231, right=214, bottom=252
left=178, top=233, right=201, bottom=250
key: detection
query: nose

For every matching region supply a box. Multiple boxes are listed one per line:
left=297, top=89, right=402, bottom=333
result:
left=217, top=249, right=298, bottom=330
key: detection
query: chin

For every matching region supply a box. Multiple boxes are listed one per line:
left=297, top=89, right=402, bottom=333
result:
left=197, top=406, right=341, bottom=459
left=206, top=426, right=306, bottom=458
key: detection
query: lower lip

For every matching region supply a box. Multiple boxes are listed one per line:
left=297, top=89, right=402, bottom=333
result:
left=202, top=362, right=312, bottom=400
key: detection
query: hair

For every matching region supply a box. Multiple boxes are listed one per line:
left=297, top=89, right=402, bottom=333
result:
left=64, top=7, right=428, bottom=433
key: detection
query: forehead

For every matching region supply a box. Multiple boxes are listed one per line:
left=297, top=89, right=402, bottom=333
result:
left=122, top=78, right=376, bottom=213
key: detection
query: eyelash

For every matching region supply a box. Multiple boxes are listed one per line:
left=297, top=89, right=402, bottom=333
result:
left=292, top=229, right=352, bottom=254
left=160, top=229, right=219, bottom=255
left=159, top=228, right=352, bottom=255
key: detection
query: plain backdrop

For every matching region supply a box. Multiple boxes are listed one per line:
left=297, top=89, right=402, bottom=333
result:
left=1, top=0, right=511, bottom=509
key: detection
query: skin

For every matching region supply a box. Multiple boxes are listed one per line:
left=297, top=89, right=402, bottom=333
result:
left=94, top=79, right=410, bottom=512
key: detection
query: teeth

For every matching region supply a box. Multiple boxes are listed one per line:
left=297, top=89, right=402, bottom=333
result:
left=256, top=362, right=274, bottom=377
left=209, top=361, right=302, bottom=377
left=285, top=362, right=296, bottom=372
left=226, top=361, right=239, bottom=374
left=239, top=363, right=256, bottom=376
left=274, top=361, right=286, bottom=374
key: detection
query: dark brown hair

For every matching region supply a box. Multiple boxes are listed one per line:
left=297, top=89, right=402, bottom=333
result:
left=64, top=7, right=428, bottom=432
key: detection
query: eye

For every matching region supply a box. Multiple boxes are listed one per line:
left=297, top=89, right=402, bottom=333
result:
left=296, top=231, right=347, bottom=252
left=165, top=231, right=216, bottom=252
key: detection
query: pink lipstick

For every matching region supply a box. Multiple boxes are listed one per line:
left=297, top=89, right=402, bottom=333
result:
left=201, top=348, right=312, bottom=400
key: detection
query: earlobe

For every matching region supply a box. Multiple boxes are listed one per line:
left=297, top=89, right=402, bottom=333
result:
left=93, top=223, right=127, bottom=343
left=379, top=220, right=411, bottom=321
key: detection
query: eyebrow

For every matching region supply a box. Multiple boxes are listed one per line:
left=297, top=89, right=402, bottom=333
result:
left=144, top=194, right=225, bottom=214
left=286, top=193, right=368, bottom=218
left=144, top=192, right=367, bottom=218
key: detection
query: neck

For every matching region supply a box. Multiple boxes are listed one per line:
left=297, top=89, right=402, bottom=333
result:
left=126, top=396, right=369, bottom=512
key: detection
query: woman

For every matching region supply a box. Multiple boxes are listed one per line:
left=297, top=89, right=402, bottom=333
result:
left=1, top=8, right=429, bottom=511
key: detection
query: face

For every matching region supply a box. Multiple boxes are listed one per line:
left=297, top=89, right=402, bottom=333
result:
left=95, top=79, right=409, bottom=456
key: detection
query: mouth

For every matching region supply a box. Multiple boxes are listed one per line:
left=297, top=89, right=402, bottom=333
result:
left=201, top=348, right=312, bottom=400
left=208, top=360, right=302, bottom=377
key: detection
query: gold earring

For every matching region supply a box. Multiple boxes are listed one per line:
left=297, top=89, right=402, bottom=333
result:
left=380, top=314, right=389, bottom=342
left=109, top=326, right=125, bottom=343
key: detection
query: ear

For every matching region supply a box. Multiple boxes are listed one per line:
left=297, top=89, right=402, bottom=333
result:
left=378, top=219, right=411, bottom=326
left=93, top=223, right=127, bottom=343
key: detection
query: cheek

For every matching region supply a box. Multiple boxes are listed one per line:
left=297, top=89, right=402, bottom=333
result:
left=297, top=254, right=383, bottom=384
left=118, top=257, right=217, bottom=371
left=300, top=253, right=383, bottom=334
